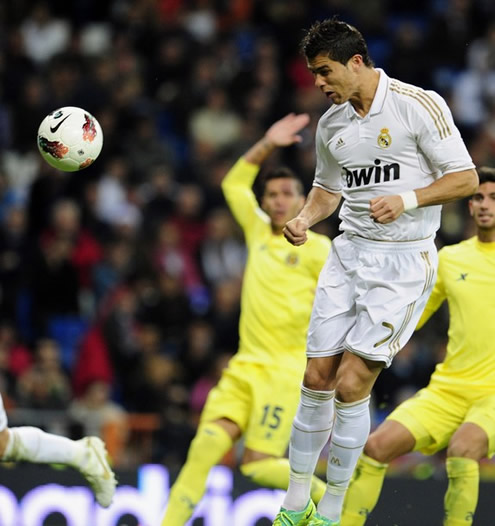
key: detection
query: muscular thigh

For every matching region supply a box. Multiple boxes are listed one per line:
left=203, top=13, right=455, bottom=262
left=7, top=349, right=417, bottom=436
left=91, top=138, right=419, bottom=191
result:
left=463, top=393, right=495, bottom=458
left=448, top=423, right=489, bottom=460
left=365, top=419, right=416, bottom=463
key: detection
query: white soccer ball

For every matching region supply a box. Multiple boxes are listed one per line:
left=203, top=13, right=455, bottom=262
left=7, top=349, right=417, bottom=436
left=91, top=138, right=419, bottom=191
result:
left=37, top=106, right=103, bottom=172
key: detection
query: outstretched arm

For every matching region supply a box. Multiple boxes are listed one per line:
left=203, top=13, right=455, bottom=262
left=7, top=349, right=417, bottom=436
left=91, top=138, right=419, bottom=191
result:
left=243, top=113, right=310, bottom=166
left=222, top=113, right=311, bottom=232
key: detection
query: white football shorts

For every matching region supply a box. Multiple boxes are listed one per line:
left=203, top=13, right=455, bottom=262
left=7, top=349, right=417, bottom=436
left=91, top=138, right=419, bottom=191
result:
left=0, top=393, right=7, bottom=432
left=307, top=232, right=437, bottom=367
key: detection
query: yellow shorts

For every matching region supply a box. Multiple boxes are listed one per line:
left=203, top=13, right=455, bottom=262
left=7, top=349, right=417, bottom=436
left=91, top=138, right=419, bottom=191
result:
left=200, top=359, right=303, bottom=457
left=387, top=384, right=495, bottom=457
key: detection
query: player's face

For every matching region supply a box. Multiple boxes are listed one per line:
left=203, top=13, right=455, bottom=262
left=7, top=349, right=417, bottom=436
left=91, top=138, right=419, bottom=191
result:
left=307, top=53, right=361, bottom=105
left=262, top=178, right=305, bottom=233
left=469, top=181, right=495, bottom=231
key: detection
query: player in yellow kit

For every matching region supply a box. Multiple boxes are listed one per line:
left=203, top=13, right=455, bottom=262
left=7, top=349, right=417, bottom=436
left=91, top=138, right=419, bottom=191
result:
left=341, top=167, right=495, bottom=526
left=159, top=113, right=331, bottom=526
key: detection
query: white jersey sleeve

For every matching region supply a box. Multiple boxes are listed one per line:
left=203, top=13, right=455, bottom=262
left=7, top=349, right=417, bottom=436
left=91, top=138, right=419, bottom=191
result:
left=314, top=119, right=343, bottom=193
left=390, top=82, right=474, bottom=176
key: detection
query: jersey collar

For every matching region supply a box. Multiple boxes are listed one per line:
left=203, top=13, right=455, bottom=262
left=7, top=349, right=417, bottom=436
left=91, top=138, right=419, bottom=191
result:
left=369, top=68, right=389, bottom=116
left=347, top=68, right=389, bottom=120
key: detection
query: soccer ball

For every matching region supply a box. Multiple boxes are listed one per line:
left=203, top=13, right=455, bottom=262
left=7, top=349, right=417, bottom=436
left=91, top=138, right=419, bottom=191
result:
left=37, top=106, right=103, bottom=172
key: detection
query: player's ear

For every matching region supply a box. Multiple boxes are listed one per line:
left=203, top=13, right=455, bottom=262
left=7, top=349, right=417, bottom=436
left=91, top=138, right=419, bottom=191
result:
left=468, top=199, right=474, bottom=217
left=349, top=54, right=363, bottom=70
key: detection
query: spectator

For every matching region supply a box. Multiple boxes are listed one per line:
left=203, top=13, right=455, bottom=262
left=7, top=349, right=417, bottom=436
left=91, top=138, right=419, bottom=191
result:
left=136, top=271, right=194, bottom=355
left=41, top=199, right=102, bottom=290
left=16, top=339, right=71, bottom=410
left=207, top=278, right=241, bottom=352
left=189, top=351, right=232, bottom=423
left=189, top=86, right=243, bottom=156
left=20, top=1, right=71, bottom=65
left=29, top=235, right=80, bottom=338
left=95, top=155, right=136, bottom=227
left=199, top=207, right=246, bottom=287
left=124, top=114, right=176, bottom=175
left=0, top=206, right=29, bottom=322
left=140, top=164, right=176, bottom=232
left=180, top=318, right=216, bottom=387
left=68, top=379, right=128, bottom=462
left=153, top=219, right=203, bottom=295
left=92, top=237, right=133, bottom=305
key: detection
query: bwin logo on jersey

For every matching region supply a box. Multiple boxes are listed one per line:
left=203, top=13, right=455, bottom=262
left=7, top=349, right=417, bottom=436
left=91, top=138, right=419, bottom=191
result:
left=344, top=159, right=400, bottom=187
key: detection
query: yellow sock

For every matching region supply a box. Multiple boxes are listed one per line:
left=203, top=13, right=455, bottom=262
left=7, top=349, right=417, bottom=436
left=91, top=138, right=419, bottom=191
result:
left=340, top=453, right=388, bottom=526
left=444, top=457, right=479, bottom=526
left=240, top=457, right=326, bottom=504
left=160, top=422, right=233, bottom=526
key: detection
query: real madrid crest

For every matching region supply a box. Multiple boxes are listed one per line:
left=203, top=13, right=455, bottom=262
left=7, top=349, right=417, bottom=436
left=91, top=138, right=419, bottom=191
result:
left=377, top=127, right=392, bottom=148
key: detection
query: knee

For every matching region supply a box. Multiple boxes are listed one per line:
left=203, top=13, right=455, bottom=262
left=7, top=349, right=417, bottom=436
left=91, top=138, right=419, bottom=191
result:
left=447, top=437, right=484, bottom=460
left=334, top=358, right=377, bottom=402
left=335, top=368, right=369, bottom=403
left=447, top=423, right=488, bottom=461
left=364, top=429, right=411, bottom=464
left=363, top=433, right=393, bottom=464
left=335, top=377, right=363, bottom=403
left=303, top=365, right=333, bottom=391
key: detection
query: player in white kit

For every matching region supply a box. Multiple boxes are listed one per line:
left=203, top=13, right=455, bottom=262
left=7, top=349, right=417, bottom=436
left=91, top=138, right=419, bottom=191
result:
left=0, top=392, right=116, bottom=507
left=272, top=18, right=478, bottom=526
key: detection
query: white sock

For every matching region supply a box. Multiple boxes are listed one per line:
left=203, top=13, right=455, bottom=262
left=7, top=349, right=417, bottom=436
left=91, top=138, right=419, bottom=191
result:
left=2, top=427, right=82, bottom=466
left=318, top=396, right=371, bottom=521
left=283, top=386, right=335, bottom=511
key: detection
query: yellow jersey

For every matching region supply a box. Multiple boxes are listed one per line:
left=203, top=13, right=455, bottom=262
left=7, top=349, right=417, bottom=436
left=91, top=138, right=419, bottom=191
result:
left=221, top=158, right=331, bottom=373
left=417, top=236, right=495, bottom=390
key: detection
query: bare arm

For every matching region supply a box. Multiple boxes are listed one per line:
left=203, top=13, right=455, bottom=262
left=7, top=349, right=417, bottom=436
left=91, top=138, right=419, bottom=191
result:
left=370, top=168, right=478, bottom=224
left=415, top=168, right=479, bottom=206
left=243, top=113, right=310, bottom=166
left=283, top=186, right=341, bottom=246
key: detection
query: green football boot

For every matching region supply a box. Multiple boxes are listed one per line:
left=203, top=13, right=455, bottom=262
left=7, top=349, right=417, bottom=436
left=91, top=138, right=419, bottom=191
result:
left=272, top=499, right=316, bottom=526
left=307, top=511, right=340, bottom=526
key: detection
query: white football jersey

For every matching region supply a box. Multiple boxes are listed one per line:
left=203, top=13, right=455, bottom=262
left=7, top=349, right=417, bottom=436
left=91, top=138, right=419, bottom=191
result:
left=313, top=69, right=475, bottom=241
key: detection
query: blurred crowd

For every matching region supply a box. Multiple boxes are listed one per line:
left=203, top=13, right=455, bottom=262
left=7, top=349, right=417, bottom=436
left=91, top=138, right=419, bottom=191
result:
left=0, top=0, right=494, bottom=471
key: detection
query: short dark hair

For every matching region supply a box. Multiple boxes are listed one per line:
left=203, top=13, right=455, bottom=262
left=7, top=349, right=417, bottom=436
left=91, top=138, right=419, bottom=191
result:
left=477, top=166, right=495, bottom=186
left=260, top=167, right=304, bottom=196
left=300, top=17, right=373, bottom=67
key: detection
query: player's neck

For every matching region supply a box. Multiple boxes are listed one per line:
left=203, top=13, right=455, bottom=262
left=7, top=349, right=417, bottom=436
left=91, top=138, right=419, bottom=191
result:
left=351, top=68, right=380, bottom=118
left=476, top=228, right=495, bottom=243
